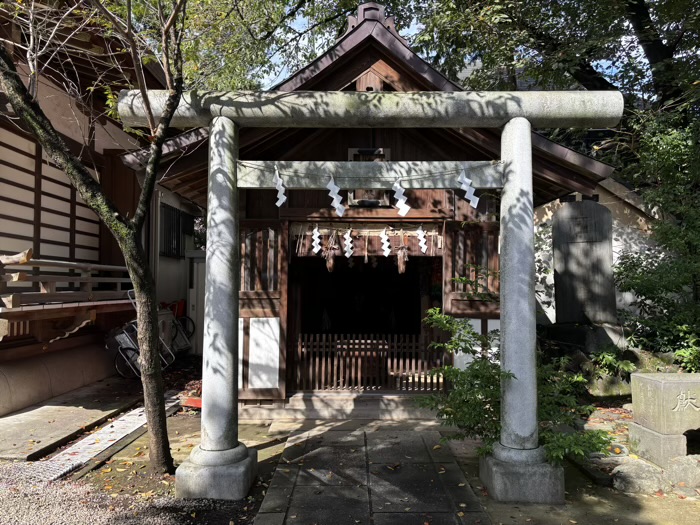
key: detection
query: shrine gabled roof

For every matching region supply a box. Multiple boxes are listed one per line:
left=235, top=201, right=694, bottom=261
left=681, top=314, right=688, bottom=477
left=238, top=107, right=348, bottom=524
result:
left=120, top=2, right=615, bottom=210
left=271, top=4, right=461, bottom=93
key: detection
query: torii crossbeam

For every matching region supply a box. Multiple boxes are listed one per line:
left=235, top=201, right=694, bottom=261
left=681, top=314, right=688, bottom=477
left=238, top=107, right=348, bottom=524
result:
left=118, top=89, right=623, bottom=504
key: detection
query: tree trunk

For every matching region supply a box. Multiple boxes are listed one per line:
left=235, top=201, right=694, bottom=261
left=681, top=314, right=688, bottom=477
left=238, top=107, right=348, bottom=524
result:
left=0, top=46, right=175, bottom=475
left=120, top=233, right=175, bottom=475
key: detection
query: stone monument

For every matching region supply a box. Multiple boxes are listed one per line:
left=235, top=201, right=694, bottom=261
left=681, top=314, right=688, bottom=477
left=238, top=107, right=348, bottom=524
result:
left=630, top=373, right=700, bottom=467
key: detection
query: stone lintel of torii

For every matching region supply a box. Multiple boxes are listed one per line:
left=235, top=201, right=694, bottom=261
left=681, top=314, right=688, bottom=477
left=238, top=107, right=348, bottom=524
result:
left=117, top=89, right=623, bottom=504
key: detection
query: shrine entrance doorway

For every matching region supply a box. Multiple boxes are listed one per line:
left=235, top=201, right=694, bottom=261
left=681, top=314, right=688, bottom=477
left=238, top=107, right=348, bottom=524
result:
left=287, top=252, right=447, bottom=393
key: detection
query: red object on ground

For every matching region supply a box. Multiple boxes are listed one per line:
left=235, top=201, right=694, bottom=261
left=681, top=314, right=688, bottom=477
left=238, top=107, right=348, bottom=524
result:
left=180, top=396, right=202, bottom=409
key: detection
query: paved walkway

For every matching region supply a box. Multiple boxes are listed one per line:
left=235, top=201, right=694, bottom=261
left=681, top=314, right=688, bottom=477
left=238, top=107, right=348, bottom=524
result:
left=255, top=424, right=489, bottom=525
left=0, top=377, right=141, bottom=460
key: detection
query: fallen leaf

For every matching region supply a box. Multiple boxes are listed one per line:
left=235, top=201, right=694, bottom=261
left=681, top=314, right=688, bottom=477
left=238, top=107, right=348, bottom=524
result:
left=458, top=483, right=466, bottom=487
left=102, top=468, right=112, bottom=473
left=433, top=445, right=442, bottom=450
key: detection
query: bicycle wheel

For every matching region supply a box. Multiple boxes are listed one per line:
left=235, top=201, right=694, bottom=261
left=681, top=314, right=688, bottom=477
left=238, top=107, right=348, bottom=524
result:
left=177, top=315, right=196, bottom=339
left=115, top=346, right=141, bottom=378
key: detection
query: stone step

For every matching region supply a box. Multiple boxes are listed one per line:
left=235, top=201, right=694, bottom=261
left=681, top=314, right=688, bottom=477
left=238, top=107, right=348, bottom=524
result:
left=239, top=393, right=438, bottom=420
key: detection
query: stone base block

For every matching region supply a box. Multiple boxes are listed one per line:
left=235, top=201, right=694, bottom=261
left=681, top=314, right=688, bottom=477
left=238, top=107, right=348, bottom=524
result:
left=479, top=455, right=564, bottom=504
left=628, top=421, right=686, bottom=468
left=176, top=445, right=258, bottom=500
left=631, top=373, right=700, bottom=434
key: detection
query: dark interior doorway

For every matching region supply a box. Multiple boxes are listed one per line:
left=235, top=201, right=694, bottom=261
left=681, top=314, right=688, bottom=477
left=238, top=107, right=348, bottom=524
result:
left=289, top=256, right=440, bottom=335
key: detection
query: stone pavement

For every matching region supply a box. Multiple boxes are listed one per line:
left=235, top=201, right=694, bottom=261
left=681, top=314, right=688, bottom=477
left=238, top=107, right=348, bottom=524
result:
left=255, top=423, right=489, bottom=525
left=0, top=377, right=141, bottom=460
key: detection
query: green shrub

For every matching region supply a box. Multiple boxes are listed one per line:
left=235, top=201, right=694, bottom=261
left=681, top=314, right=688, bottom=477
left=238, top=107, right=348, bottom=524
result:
left=590, top=346, right=637, bottom=379
left=421, top=308, right=612, bottom=464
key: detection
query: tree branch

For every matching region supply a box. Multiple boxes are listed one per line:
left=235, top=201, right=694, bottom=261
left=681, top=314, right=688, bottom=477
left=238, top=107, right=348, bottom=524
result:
left=131, top=0, right=186, bottom=231
left=36, top=2, right=82, bottom=58
left=517, top=19, right=620, bottom=93
left=91, top=0, right=156, bottom=132
left=624, top=0, right=679, bottom=102
left=258, top=0, right=307, bottom=42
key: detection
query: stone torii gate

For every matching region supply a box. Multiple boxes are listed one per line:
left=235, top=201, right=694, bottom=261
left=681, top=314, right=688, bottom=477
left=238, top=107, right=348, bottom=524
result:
left=118, top=90, right=623, bottom=503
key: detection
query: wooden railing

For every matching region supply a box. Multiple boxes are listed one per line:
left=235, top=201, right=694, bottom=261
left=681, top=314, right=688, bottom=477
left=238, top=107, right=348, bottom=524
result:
left=296, top=334, right=450, bottom=392
left=0, top=248, right=131, bottom=309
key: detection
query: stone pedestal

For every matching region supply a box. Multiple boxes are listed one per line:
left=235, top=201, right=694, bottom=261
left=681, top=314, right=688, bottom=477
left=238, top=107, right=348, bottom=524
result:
left=176, top=445, right=258, bottom=500
left=628, top=422, right=686, bottom=468
left=630, top=373, right=700, bottom=468
left=480, top=454, right=565, bottom=504
left=632, top=373, right=700, bottom=435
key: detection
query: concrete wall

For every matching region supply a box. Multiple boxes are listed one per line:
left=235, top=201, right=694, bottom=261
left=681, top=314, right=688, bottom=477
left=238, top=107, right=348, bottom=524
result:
left=0, top=344, right=116, bottom=416
left=534, top=182, right=654, bottom=324
left=157, top=253, right=190, bottom=304
left=452, top=318, right=501, bottom=369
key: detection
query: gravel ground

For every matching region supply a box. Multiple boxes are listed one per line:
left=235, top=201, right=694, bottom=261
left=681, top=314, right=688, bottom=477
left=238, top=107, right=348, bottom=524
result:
left=0, top=462, right=248, bottom=525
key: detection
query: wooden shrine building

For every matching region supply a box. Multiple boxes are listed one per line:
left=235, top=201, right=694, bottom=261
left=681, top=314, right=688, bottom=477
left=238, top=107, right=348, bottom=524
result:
left=123, top=3, right=615, bottom=403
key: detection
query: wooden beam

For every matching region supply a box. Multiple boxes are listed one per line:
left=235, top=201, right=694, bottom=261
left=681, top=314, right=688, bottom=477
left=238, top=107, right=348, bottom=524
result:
left=0, top=333, right=104, bottom=363
left=0, top=302, right=132, bottom=322
left=236, top=161, right=504, bottom=189
left=0, top=248, right=32, bottom=266
left=2, top=258, right=128, bottom=272
left=279, top=208, right=452, bottom=221
left=1, top=290, right=131, bottom=308
left=0, top=274, right=130, bottom=284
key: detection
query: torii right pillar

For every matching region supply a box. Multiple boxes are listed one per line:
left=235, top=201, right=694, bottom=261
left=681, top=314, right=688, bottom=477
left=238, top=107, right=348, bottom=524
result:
left=480, top=117, right=565, bottom=504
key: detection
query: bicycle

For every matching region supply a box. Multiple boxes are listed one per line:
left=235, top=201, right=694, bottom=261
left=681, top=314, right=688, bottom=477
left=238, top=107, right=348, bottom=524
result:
left=161, top=299, right=196, bottom=343
left=106, top=292, right=194, bottom=378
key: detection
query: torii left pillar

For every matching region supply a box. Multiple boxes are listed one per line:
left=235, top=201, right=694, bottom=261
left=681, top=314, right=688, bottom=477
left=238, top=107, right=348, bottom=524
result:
left=479, top=118, right=564, bottom=503
left=176, top=116, right=257, bottom=500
